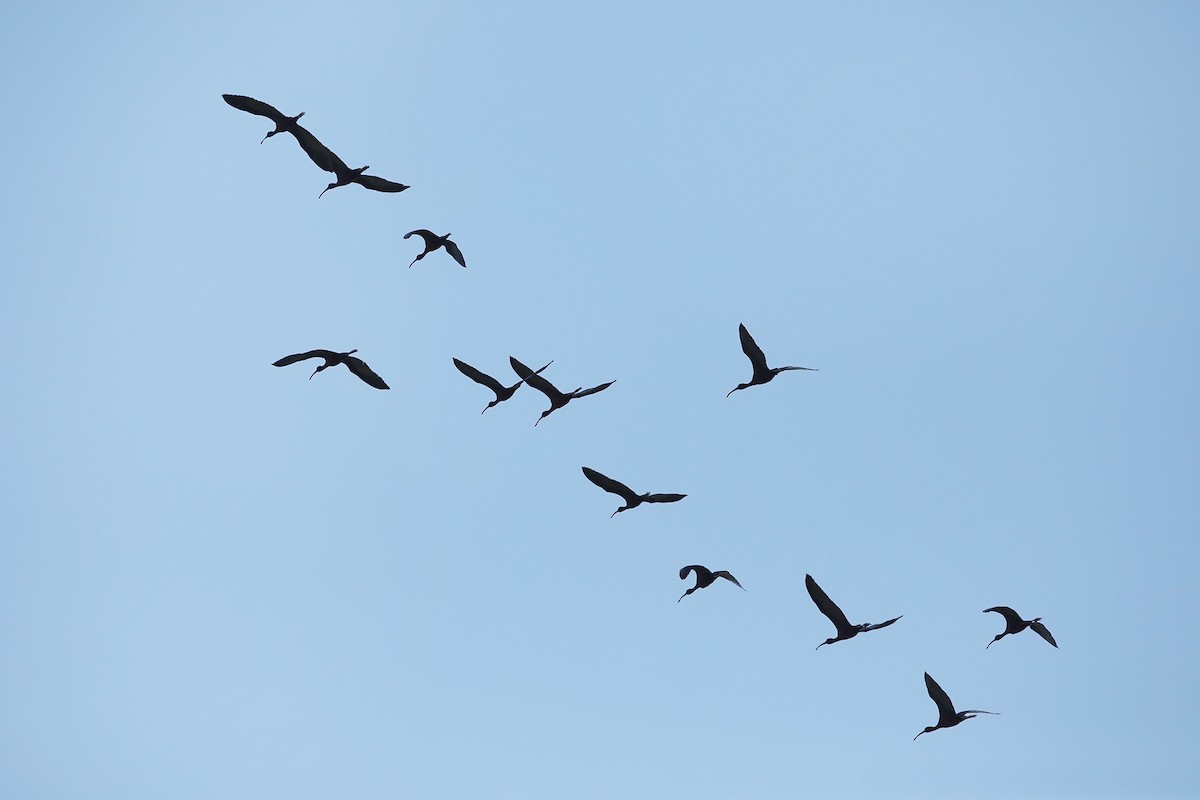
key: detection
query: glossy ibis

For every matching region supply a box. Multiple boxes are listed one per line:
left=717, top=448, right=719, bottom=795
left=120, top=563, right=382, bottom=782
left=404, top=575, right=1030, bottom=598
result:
left=453, top=357, right=552, bottom=413
left=984, top=606, right=1057, bottom=649
left=727, top=323, right=816, bottom=397
left=222, top=94, right=305, bottom=143
left=805, top=574, right=901, bottom=649
left=678, top=565, right=745, bottom=602
left=273, top=349, right=389, bottom=390
left=509, top=357, right=614, bottom=425
left=291, top=125, right=409, bottom=197
left=581, top=467, right=686, bottom=517
left=405, top=230, right=466, bottom=268
left=914, top=672, right=997, bottom=740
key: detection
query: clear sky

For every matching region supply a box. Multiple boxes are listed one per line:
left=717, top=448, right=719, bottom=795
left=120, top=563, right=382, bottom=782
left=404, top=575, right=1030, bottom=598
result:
left=2, top=2, right=1198, bottom=798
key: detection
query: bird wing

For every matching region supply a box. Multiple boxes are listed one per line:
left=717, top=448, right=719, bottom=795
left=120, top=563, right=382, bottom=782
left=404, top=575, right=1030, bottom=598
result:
left=353, top=173, right=409, bottom=193
left=453, top=358, right=505, bottom=394
left=924, top=672, right=958, bottom=721
left=581, top=467, right=638, bottom=503
left=983, top=606, right=1023, bottom=629
left=571, top=380, right=616, bottom=399
left=222, top=94, right=286, bottom=123
left=344, top=356, right=390, bottom=390
left=738, top=323, right=769, bottom=373
left=714, top=571, right=745, bottom=590
left=863, top=615, right=902, bottom=632
left=679, top=565, right=712, bottom=584
left=1030, top=621, right=1058, bottom=648
left=273, top=349, right=337, bottom=367
left=292, top=125, right=349, bottom=174
left=644, top=493, right=686, bottom=504
left=442, top=239, right=467, bottom=268
left=804, top=574, right=853, bottom=634
left=510, top=357, right=565, bottom=402
left=404, top=229, right=438, bottom=246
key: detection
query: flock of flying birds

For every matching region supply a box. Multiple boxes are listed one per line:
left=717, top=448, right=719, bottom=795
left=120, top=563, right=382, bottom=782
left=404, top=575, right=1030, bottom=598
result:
left=224, top=93, right=1059, bottom=741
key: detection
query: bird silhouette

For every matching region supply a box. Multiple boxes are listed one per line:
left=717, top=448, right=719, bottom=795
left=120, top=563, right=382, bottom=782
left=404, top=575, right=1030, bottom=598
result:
left=273, top=349, right=389, bottom=389
left=581, top=467, right=686, bottom=517
left=984, top=606, right=1057, bottom=649
left=453, top=357, right=552, bottom=413
left=914, top=672, right=998, bottom=740
left=222, top=94, right=305, bottom=144
left=678, top=565, right=745, bottom=602
left=509, top=357, right=615, bottom=425
left=805, top=574, right=901, bottom=649
left=291, top=125, right=409, bottom=197
left=727, top=323, right=817, bottom=397
left=405, top=230, right=466, bottom=268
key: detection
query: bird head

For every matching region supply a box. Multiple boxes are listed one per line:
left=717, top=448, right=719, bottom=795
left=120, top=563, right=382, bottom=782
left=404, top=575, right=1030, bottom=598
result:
left=913, top=726, right=937, bottom=740
left=816, top=637, right=838, bottom=650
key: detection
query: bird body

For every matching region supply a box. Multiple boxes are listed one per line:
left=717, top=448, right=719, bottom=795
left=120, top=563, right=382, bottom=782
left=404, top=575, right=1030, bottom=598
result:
left=406, top=230, right=466, bottom=268
left=273, top=349, right=389, bottom=389
left=984, top=606, right=1057, bottom=649
left=678, top=565, right=745, bottom=601
left=291, top=125, right=409, bottom=197
left=805, top=574, right=901, bottom=649
left=727, top=323, right=816, bottom=396
left=581, top=467, right=686, bottom=517
left=453, top=357, right=552, bottom=413
left=914, top=672, right=997, bottom=739
left=223, top=94, right=305, bottom=143
left=509, top=357, right=615, bottom=425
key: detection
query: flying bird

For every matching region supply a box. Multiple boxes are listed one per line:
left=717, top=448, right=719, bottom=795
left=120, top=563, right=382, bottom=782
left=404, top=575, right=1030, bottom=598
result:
left=291, top=125, right=409, bottom=198
left=805, top=574, right=901, bottom=649
left=453, top=357, right=552, bottom=413
left=222, top=93, right=305, bottom=143
left=678, top=565, right=745, bottom=602
left=272, top=349, right=389, bottom=389
left=984, top=606, right=1058, bottom=649
left=405, top=230, right=466, bottom=268
left=581, top=467, right=686, bottom=517
left=727, top=323, right=817, bottom=397
left=914, top=672, right=998, bottom=740
left=509, top=357, right=614, bottom=425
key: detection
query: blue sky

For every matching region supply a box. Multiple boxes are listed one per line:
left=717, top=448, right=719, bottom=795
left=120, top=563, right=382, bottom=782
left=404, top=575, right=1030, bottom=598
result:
left=2, top=2, right=1198, bottom=798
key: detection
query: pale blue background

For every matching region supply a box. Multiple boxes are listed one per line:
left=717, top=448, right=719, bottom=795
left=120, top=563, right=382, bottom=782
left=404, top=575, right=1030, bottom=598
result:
left=2, top=2, right=1198, bottom=798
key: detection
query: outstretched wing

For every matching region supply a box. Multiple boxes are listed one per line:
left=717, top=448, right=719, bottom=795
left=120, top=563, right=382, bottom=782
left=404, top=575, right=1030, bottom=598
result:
left=644, top=493, right=686, bottom=504
left=354, top=173, right=409, bottom=193
left=983, top=606, right=1023, bottom=629
left=582, top=467, right=638, bottom=503
left=571, top=381, right=616, bottom=399
left=292, top=125, right=349, bottom=174
left=453, top=358, right=505, bottom=394
left=863, top=615, right=902, bottom=632
left=805, top=574, right=853, bottom=634
left=714, top=571, right=745, bottom=591
left=1030, top=621, right=1058, bottom=648
left=679, top=565, right=712, bottom=584
left=223, top=94, right=287, bottom=123
left=404, top=229, right=438, bottom=246
left=924, top=672, right=957, bottom=720
left=344, top=356, right=390, bottom=390
left=443, top=239, right=467, bottom=268
left=273, top=349, right=336, bottom=367
left=738, top=323, right=769, bottom=373
left=510, top=357, right=565, bottom=402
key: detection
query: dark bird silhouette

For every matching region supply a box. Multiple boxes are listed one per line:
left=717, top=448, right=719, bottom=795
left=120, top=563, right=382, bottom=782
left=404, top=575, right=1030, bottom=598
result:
left=222, top=94, right=305, bottom=144
left=914, top=672, right=998, bottom=740
left=581, top=467, right=686, bottom=517
left=509, top=357, right=615, bottom=426
left=984, top=606, right=1057, bottom=649
left=678, top=565, right=745, bottom=602
left=453, top=357, right=552, bottom=413
left=805, top=574, right=901, bottom=649
left=291, top=125, right=409, bottom=198
left=273, top=349, right=389, bottom=390
left=405, top=230, right=466, bottom=268
left=727, top=323, right=817, bottom=397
